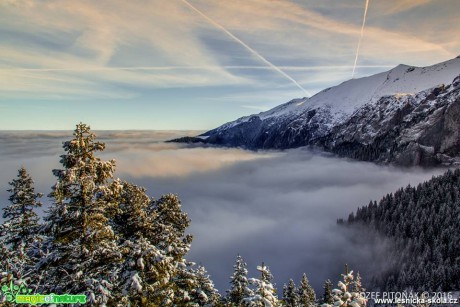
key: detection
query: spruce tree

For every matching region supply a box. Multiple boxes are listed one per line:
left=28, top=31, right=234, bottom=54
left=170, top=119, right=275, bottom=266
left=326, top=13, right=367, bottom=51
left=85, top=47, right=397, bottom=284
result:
left=243, top=262, right=279, bottom=306
left=194, top=265, right=221, bottom=306
left=107, top=180, right=177, bottom=305
left=298, top=273, right=316, bottom=307
left=172, top=261, right=219, bottom=306
left=282, top=279, right=299, bottom=307
left=0, top=124, right=223, bottom=306
left=353, top=272, right=364, bottom=294
left=39, top=123, right=122, bottom=305
left=151, top=193, right=193, bottom=263
left=328, top=265, right=366, bottom=307
left=106, top=179, right=220, bottom=305
left=321, top=279, right=333, bottom=306
left=171, top=260, right=199, bottom=306
left=0, top=167, right=42, bottom=284
left=226, top=255, right=252, bottom=306
left=152, top=193, right=210, bottom=305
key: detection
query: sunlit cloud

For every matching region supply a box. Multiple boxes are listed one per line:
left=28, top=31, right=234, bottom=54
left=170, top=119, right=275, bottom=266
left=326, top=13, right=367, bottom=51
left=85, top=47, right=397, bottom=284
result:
left=377, top=0, right=433, bottom=15
left=0, top=0, right=458, bottom=129
left=241, top=105, right=270, bottom=111
left=114, top=146, right=279, bottom=178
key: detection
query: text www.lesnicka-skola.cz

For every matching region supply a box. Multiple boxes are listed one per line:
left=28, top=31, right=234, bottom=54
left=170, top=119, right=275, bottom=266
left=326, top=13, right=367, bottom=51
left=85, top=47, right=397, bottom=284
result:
left=363, top=291, right=459, bottom=305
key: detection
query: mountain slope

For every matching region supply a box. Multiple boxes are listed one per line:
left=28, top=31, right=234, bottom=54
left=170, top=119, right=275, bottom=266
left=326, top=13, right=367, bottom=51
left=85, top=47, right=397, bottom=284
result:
left=340, top=168, right=460, bottom=291
left=189, top=57, right=460, bottom=166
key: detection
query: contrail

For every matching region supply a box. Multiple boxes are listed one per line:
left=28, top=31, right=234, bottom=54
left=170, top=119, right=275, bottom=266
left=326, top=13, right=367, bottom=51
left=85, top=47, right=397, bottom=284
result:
left=180, top=0, right=310, bottom=96
left=352, top=0, right=370, bottom=78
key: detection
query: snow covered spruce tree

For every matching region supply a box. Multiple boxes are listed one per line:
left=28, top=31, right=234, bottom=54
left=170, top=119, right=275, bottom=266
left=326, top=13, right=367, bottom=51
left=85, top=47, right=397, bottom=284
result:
left=298, top=273, right=316, bottom=306
left=323, top=265, right=366, bottom=307
left=171, top=261, right=221, bottom=306
left=39, top=123, right=122, bottom=305
left=194, top=265, right=221, bottom=306
left=0, top=167, right=42, bottom=285
left=243, top=262, right=279, bottom=306
left=31, top=123, right=220, bottom=306
left=320, top=279, right=333, bottom=306
left=353, top=273, right=364, bottom=294
left=105, top=180, right=177, bottom=305
left=226, top=255, right=252, bottom=306
left=105, top=180, right=220, bottom=305
left=282, top=279, right=299, bottom=307
left=153, top=193, right=221, bottom=305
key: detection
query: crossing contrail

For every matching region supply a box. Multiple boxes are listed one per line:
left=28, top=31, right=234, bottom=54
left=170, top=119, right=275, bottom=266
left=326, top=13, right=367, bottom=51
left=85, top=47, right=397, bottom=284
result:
left=352, top=0, right=370, bottom=78
left=180, top=0, right=311, bottom=96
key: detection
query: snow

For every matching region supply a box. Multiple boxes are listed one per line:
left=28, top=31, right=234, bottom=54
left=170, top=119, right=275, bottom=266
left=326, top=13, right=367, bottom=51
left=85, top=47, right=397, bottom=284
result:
left=213, top=57, right=460, bottom=132
left=130, top=273, right=142, bottom=292
left=284, top=57, right=460, bottom=124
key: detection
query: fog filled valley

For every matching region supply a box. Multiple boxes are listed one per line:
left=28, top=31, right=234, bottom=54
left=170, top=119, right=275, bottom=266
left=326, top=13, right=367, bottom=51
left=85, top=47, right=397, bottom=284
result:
left=2, top=0, right=460, bottom=304
left=0, top=130, right=449, bottom=297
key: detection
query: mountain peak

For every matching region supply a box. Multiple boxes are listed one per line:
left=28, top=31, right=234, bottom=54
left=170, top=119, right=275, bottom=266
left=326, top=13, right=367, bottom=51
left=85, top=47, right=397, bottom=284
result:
left=183, top=57, right=460, bottom=166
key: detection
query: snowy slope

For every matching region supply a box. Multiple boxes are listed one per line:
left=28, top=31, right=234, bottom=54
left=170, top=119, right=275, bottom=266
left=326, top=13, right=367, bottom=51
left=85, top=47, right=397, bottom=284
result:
left=215, top=57, right=460, bottom=131
left=177, top=57, right=460, bottom=166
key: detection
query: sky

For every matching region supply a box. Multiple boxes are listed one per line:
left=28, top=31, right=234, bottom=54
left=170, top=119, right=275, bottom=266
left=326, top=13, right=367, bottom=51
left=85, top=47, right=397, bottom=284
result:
left=0, top=131, right=447, bottom=292
left=1, top=0, right=459, bottom=130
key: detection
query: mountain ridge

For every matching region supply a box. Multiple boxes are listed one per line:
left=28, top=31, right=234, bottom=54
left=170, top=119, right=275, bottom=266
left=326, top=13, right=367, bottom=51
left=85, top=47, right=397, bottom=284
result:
left=173, top=57, right=460, bottom=166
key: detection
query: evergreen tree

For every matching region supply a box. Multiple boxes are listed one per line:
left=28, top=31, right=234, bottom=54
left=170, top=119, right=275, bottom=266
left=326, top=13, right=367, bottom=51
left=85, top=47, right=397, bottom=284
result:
left=151, top=193, right=193, bottom=263
left=172, top=261, right=220, bottom=306
left=243, top=262, right=279, bottom=306
left=353, top=273, right=364, bottom=294
left=194, top=265, right=221, bottom=306
left=39, top=123, right=122, bottom=305
left=282, top=279, right=298, bottom=307
left=327, top=265, right=366, bottom=307
left=320, top=279, right=333, bottom=306
left=298, top=273, right=316, bottom=307
left=107, top=180, right=177, bottom=305
left=226, top=255, right=252, bottom=306
left=0, top=167, right=42, bottom=284
left=344, top=169, right=460, bottom=291
left=171, top=260, right=198, bottom=306
left=151, top=193, right=216, bottom=305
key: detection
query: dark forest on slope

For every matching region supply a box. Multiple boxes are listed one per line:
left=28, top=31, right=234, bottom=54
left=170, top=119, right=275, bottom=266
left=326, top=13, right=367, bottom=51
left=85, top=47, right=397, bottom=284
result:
left=340, top=168, right=460, bottom=292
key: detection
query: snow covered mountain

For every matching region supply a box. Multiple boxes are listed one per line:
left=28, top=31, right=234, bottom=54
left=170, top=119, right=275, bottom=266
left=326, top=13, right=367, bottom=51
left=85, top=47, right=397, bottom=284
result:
left=177, top=57, right=460, bottom=166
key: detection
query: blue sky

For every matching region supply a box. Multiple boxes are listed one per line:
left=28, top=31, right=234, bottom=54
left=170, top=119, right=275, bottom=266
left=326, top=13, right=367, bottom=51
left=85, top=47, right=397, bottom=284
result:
left=1, top=0, right=459, bottom=130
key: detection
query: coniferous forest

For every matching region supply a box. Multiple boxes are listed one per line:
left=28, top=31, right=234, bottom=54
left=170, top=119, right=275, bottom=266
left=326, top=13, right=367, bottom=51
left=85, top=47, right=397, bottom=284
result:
left=0, top=124, right=367, bottom=306
left=341, top=168, right=460, bottom=292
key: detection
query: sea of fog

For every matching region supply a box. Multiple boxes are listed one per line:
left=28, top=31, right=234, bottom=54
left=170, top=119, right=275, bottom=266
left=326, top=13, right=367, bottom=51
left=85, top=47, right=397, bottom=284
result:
left=0, top=131, right=447, bottom=293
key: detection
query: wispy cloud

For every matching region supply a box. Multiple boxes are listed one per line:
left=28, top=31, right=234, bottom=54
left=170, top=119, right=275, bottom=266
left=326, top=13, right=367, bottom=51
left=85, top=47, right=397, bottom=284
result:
left=0, top=65, right=396, bottom=72
left=378, top=0, right=433, bottom=14
left=180, top=0, right=310, bottom=96
left=241, top=105, right=270, bottom=111
left=0, top=0, right=458, bottom=129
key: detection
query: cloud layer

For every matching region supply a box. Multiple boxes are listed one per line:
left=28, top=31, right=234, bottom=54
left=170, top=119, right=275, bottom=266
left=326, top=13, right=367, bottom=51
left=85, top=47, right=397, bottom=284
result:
left=0, top=131, right=448, bottom=293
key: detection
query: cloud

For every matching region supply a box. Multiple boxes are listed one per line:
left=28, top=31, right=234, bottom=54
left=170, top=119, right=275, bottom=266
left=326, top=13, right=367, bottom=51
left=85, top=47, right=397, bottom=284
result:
left=0, top=0, right=250, bottom=98
left=378, top=0, right=433, bottom=14
left=198, top=0, right=454, bottom=64
left=113, top=146, right=278, bottom=178
left=130, top=147, right=446, bottom=292
left=0, top=131, right=449, bottom=293
left=241, top=105, right=270, bottom=111
left=1, top=0, right=458, bottom=102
